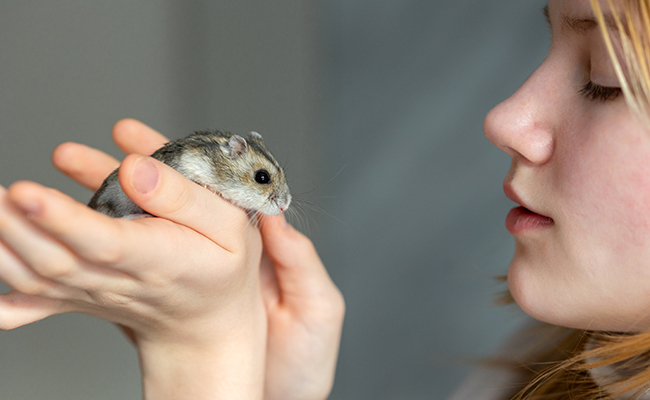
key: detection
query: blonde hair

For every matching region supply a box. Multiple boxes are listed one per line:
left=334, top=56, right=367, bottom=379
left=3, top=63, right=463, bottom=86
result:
left=509, top=328, right=650, bottom=399
left=595, top=0, right=650, bottom=124
left=506, top=1, right=650, bottom=399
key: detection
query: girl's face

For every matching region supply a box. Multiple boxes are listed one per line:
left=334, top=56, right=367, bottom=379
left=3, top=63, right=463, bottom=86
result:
left=485, top=0, right=650, bottom=332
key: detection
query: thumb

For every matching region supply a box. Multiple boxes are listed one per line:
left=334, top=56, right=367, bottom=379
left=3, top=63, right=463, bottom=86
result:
left=260, top=215, right=342, bottom=310
left=117, top=154, right=251, bottom=253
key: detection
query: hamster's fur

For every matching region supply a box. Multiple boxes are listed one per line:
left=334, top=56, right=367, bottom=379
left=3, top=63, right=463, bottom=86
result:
left=88, top=130, right=291, bottom=218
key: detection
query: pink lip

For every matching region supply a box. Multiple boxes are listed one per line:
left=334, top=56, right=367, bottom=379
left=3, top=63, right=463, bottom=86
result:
left=506, top=206, right=554, bottom=234
left=503, top=183, right=554, bottom=234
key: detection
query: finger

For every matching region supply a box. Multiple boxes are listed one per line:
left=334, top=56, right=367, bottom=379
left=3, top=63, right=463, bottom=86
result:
left=112, top=118, right=168, bottom=156
left=52, top=142, right=120, bottom=191
left=0, top=186, right=71, bottom=297
left=4, top=182, right=140, bottom=289
left=0, top=238, right=69, bottom=299
left=118, top=154, right=252, bottom=253
left=0, top=290, right=68, bottom=330
left=259, top=250, right=281, bottom=307
left=6, top=179, right=223, bottom=281
left=259, top=215, right=344, bottom=315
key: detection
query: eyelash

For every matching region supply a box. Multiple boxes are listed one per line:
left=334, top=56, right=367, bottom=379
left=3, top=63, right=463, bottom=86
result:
left=579, top=81, right=623, bottom=102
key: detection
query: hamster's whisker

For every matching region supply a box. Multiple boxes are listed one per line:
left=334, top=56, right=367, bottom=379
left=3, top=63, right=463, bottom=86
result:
left=293, top=163, right=349, bottom=198
left=246, top=209, right=261, bottom=228
left=284, top=206, right=308, bottom=235
left=292, top=198, right=345, bottom=226
left=325, top=163, right=348, bottom=185
left=285, top=202, right=316, bottom=235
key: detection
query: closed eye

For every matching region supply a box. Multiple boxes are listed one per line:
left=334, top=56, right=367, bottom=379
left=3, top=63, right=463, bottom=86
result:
left=579, top=81, right=623, bottom=102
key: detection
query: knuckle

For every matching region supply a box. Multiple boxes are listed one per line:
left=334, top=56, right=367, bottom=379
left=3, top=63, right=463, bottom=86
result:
left=91, top=244, right=124, bottom=265
left=162, top=181, right=194, bottom=215
left=16, top=279, right=54, bottom=296
left=86, top=290, right=133, bottom=308
left=322, top=288, right=346, bottom=323
left=89, top=224, right=125, bottom=265
left=295, top=233, right=318, bottom=258
left=32, top=258, right=75, bottom=279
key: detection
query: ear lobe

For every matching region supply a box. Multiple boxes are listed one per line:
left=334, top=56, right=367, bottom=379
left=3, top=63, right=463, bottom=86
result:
left=222, top=135, right=248, bottom=158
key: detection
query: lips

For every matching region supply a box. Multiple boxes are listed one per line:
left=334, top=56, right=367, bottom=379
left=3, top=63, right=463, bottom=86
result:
left=503, top=183, right=554, bottom=234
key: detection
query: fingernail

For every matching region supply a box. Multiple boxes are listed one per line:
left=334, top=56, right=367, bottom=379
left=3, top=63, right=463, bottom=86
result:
left=132, top=157, right=159, bottom=194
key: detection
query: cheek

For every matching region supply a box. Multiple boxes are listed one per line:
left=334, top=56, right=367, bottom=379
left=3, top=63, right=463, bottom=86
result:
left=511, top=116, right=650, bottom=331
left=559, top=129, right=650, bottom=249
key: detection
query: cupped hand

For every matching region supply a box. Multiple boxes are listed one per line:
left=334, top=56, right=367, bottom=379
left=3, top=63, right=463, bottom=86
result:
left=0, top=137, right=263, bottom=341
left=258, top=215, right=345, bottom=400
left=0, top=119, right=345, bottom=400
left=0, top=119, right=267, bottom=398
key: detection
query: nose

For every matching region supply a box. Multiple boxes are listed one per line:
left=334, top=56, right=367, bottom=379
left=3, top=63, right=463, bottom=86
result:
left=484, top=66, right=555, bottom=165
left=280, top=194, right=292, bottom=212
left=273, top=192, right=291, bottom=213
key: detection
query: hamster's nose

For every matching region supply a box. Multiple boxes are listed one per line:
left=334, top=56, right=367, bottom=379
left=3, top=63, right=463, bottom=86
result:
left=279, top=194, right=291, bottom=212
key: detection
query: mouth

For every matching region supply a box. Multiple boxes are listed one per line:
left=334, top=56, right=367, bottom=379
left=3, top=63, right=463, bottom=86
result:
left=268, top=193, right=291, bottom=214
left=503, top=183, right=554, bottom=234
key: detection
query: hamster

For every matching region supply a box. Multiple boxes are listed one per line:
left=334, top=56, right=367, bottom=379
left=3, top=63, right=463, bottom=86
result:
left=88, top=130, right=291, bottom=218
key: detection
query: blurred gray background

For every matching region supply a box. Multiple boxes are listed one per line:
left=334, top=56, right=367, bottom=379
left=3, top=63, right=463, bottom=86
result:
left=0, top=1, right=548, bottom=399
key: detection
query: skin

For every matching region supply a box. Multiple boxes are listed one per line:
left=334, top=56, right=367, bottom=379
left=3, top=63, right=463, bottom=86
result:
left=485, top=0, right=650, bottom=332
left=0, top=119, right=344, bottom=400
left=7, top=0, right=646, bottom=397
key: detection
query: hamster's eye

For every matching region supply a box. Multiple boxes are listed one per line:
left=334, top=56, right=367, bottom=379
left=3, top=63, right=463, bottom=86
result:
left=255, top=169, right=271, bottom=184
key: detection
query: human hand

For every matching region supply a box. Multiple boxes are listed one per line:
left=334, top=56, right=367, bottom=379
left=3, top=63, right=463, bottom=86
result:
left=0, top=119, right=267, bottom=399
left=100, top=120, right=345, bottom=400
left=259, top=216, right=345, bottom=400
left=108, top=120, right=345, bottom=400
left=0, top=119, right=345, bottom=400
left=106, top=121, right=346, bottom=400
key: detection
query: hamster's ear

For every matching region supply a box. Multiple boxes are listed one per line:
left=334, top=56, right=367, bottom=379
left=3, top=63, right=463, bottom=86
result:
left=248, top=131, right=263, bottom=140
left=222, top=135, right=248, bottom=158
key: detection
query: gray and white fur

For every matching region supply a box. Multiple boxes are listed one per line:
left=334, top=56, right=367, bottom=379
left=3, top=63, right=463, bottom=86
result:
left=88, top=130, right=291, bottom=218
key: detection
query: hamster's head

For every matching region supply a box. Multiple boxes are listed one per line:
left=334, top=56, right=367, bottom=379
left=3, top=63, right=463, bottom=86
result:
left=212, top=132, right=291, bottom=215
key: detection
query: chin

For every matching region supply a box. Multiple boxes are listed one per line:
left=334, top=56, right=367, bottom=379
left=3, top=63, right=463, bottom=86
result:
left=506, top=249, right=590, bottom=330
left=507, top=258, right=551, bottom=321
left=507, top=261, right=641, bottom=331
left=505, top=241, right=650, bottom=331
